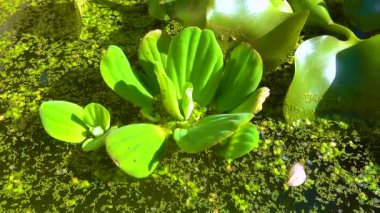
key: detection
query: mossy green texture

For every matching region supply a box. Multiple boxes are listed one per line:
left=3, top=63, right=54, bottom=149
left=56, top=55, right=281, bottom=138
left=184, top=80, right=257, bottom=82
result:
left=0, top=0, right=379, bottom=212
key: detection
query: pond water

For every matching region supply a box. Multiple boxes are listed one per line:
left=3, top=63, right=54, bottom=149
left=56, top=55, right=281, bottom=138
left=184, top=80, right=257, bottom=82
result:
left=0, top=0, right=378, bottom=212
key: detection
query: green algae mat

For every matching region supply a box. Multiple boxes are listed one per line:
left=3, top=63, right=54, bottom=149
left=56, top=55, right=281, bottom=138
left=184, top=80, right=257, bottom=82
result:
left=0, top=0, right=379, bottom=212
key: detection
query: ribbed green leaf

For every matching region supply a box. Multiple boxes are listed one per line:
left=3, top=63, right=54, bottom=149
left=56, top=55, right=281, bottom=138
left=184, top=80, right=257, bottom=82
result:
left=154, top=62, right=184, bottom=120
left=174, top=113, right=253, bottom=153
left=82, top=103, right=110, bottom=131
left=166, top=27, right=224, bottom=106
left=216, top=43, right=263, bottom=112
left=106, top=124, right=167, bottom=178
left=138, top=29, right=171, bottom=95
left=100, top=45, right=153, bottom=111
left=39, top=101, right=87, bottom=143
left=218, top=123, right=260, bottom=160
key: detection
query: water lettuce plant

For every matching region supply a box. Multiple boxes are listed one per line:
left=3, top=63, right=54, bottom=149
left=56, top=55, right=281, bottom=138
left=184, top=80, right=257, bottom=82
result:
left=284, top=0, right=380, bottom=121
left=39, top=27, right=269, bottom=178
left=148, top=0, right=309, bottom=72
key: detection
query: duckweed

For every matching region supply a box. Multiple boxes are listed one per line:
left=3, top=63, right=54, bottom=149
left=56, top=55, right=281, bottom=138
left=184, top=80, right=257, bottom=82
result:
left=0, top=0, right=379, bottom=212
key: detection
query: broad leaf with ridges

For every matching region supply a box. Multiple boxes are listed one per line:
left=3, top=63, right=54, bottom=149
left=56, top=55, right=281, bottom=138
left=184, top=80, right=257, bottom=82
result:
left=174, top=113, right=253, bottom=153
left=216, top=43, right=263, bottom=112
left=218, top=123, right=260, bottom=160
left=39, top=101, right=87, bottom=143
left=106, top=124, right=167, bottom=178
left=166, top=27, right=224, bottom=106
left=138, top=30, right=171, bottom=95
left=100, top=45, right=154, bottom=112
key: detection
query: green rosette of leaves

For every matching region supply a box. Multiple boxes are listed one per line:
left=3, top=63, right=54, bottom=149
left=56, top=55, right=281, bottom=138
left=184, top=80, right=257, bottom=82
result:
left=148, top=0, right=309, bottom=72
left=284, top=2, right=380, bottom=121
left=40, top=27, right=269, bottom=178
left=40, top=101, right=112, bottom=151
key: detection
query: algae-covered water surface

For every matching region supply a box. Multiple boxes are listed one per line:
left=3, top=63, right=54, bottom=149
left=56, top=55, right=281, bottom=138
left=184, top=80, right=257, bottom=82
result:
left=0, top=0, right=379, bottom=212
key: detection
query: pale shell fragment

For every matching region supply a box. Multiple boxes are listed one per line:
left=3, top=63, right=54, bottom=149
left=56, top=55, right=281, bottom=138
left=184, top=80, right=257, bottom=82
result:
left=286, top=163, right=307, bottom=187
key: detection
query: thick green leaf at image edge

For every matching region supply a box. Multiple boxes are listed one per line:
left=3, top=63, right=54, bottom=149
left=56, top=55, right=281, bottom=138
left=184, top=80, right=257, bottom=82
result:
left=284, top=33, right=380, bottom=121
left=174, top=113, right=253, bottom=153
left=39, top=101, right=88, bottom=143
left=106, top=124, right=167, bottom=178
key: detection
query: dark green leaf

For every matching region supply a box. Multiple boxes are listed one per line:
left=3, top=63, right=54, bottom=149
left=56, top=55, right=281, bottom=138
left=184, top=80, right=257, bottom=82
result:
left=344, top=0, right=380, bottom=32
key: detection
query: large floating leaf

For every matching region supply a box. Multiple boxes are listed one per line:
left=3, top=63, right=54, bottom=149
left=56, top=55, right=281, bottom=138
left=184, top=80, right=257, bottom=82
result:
left=216, top=43, right=263, bottom=112
left=39, top=101, right=87, bottom=143
left=138, top=29, right=171, bottom=95
left=288, top=0, right=333, bottom=28
left=106, top=124, right=167, bottom=178
left=100, top=45, right=153, bottom=112
left=344, top=0, right=380, bottom=32
left=284, top=31, right=380, bottom=121
left=166, top=27, right=224, bottom=106
left=150, top=0, right=308, bottom=72
left=218, top=123, right=260, bottom=161
left=174, top=113, right=253, bottom=153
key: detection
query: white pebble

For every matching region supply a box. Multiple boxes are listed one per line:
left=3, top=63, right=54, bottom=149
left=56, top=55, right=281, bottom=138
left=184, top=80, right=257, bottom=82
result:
left=286, top=163, right=307, bottom=187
